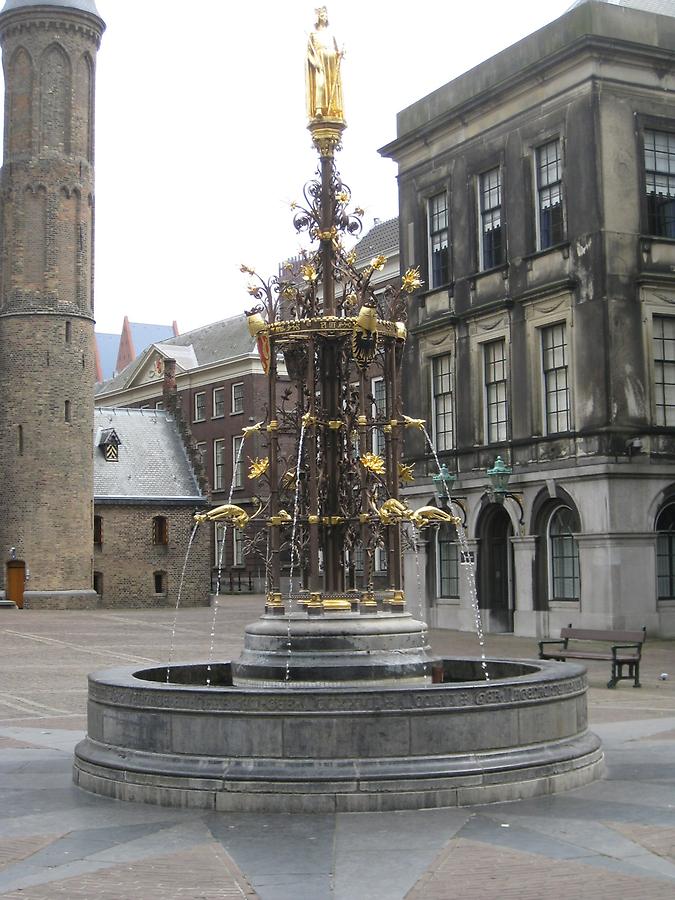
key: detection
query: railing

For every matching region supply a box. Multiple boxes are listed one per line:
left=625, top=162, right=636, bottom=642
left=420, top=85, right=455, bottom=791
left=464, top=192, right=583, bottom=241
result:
left=210, top=570, right=255, bottom=594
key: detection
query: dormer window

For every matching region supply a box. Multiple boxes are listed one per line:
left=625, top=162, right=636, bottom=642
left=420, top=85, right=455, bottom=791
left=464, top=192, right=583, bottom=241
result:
left=99, top=428, right=121, bottom=462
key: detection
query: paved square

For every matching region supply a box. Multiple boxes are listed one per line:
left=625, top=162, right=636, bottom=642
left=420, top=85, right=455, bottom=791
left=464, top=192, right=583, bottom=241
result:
left=1, top=598, right=673, bottom=899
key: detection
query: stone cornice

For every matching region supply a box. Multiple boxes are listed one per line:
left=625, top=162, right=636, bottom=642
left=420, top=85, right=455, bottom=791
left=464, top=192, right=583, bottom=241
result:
left=0, top=6, right=104, bottom=47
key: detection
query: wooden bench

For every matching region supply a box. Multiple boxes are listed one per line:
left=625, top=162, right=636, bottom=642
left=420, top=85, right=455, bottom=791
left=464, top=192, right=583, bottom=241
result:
left=539, top=624, right=646, bottom=688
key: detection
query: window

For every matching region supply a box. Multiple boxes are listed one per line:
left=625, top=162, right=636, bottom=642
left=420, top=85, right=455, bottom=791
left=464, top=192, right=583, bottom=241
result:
left=371, top=376, right=386, bottom=456
left=231, top=382, right=244, bottom=414
left=484, top=339, right=508, bottom=443
left=644, top=129, right=675, bottom=238
left=213, top=387, right=225, bottom=418
left=232, top=435, right=244, bottom=489
left=153, top=570, right=167, bottom=595
left=479, top=167, right=504, bottom=270
left=548, top=506, right=580, bottom=600
left=93, top=571, right=103, bottom=595
left=215, top=522, right=226, bottom=566
left=93, top=515, right=102, bottom=546
left=428, top=191, right=449, bottom=287
left=65, top=320, right=72, bottom=343
left=432, top=355, right=453, bottom=451
left=542, top=323, right=570, bottom=434
left=195, top=441, right=207, bottom=461
left=374, top=543, right=387, bottom=573
left=64, top=399, right=71, bottom=422
left=193, top=391, right=206, bottom=422
left=656, top=504, right=675, bottom=599
left=233, top=528, right=244, bottom=566
left=438, top=524, right=459, bottom=598
left=152, top=515, right=168, bottom=545
left=213, top=439, right=226, bottom=491
left=653, top=316, right=675, bottom=426
left=155, top=401, right=164, bottom=411
left=536, top=139, right=564, bottom=249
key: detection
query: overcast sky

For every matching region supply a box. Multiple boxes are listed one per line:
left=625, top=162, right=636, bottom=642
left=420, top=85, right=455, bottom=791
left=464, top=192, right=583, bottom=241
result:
left=85, top=0, right=573, bottom=335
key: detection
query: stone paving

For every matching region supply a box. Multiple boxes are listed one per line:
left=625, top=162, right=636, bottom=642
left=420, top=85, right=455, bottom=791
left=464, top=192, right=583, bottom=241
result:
left=0, top=597, right=674, bottom=899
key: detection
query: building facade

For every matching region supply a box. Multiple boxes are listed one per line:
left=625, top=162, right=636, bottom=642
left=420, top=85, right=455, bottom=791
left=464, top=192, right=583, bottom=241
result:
left=0, top=0, right=104, bottom=604
left=382, top=0, right=675, bottom=637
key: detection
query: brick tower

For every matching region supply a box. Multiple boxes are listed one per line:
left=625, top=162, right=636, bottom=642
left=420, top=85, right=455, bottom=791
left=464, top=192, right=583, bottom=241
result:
left=0, top=0, right=105, bottom=605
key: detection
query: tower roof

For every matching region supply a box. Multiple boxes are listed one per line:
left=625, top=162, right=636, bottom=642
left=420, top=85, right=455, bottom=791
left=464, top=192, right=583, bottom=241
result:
left=567, top=0, right=675, bottom=14
left=0, top=0, right=102, bottom=18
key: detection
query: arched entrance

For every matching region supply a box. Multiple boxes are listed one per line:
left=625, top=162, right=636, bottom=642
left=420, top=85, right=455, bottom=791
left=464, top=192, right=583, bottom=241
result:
left=478, top=503, right=514, bottom=633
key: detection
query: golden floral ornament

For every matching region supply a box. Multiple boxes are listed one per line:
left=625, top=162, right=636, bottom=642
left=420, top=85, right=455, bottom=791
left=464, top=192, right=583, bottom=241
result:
left=370, top=254, right=387, bottom=271
left=354, top=206, right=365, bottom=217
left=240, top=264, right=255, bottom=275
left=247, top=282, right=261, bottom=297
left=337, top=191, right=349, bottom=203
left=346, top=250, right=357, bottom=266
left=402, top=266, right=424, bottom=293
left=248, top=457, right=269, bottom=479
left=398, top=463, right=415, bottom=484
left=360, top=452, right=385, bottom=475
left=301, top=263, right=318, bottom=282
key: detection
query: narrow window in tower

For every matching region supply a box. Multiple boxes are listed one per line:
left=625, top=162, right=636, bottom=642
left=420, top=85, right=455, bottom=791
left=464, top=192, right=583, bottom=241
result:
left=18, top=425, right=23, bottom=455
left=65, top=320, right=72, bottom=343
left=64, top=400, right=71, bottom=422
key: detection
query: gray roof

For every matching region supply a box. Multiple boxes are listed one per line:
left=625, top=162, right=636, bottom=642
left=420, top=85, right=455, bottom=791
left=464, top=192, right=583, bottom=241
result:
left=94, top=408, right=202, bottom=500
left=354, top=218, right=399, bottom=268
left=96, top=315, right=256, bottom=396
left=0, top=0, right=102, bottom=17
left=568, top=0, right=675, bottom=14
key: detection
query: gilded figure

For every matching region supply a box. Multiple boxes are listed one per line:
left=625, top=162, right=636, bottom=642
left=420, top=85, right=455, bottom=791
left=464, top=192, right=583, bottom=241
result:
left=306, top=7, right=344, bottom=122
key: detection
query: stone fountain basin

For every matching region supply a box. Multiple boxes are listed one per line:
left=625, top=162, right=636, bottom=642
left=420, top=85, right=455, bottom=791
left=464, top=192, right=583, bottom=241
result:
left=73, top=657, right=603, bottom=812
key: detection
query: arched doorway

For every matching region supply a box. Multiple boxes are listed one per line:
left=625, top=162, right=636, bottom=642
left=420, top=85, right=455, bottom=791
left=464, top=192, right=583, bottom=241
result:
left=478, top=503, right=514, bottom=633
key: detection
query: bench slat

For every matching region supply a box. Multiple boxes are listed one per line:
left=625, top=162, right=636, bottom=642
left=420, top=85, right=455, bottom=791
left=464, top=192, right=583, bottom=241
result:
left=560, top=628, right=644, bottom=643
left=541, top=650, right=639, bottom=661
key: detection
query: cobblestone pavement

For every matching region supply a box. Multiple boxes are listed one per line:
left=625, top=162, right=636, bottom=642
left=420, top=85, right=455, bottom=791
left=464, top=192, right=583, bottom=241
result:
left=0, top=598, right=674, bottom=899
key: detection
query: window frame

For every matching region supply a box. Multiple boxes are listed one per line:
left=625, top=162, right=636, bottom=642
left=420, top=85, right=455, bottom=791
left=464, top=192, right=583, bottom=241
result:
left=656, top=503, right=675, bottom=599
left=643, top=128, right=675, bottom=239
left=483, top=338, right=508, bottom=444
left=431, top=354, right=454, bottom=452
left=212, top=386, right=225, bottom=419
left=232, top=434, right=244, bottom=490
left=541, top=322, right=571, bottom=435
left=233, top=527, right=244, bottom=567
left=547, top=505, right=581, bottom=602
left=371, top=375, right=386, bottom=456
left=653, top=315, right=675, bottom=427
left=231, top=382, right=244, bottom=415
left=193, top=391, right=206, bottom=423
left=478, top=166, right=504, bottom=271
left=437, top=524, right=460, bottom=599
left=153, top=570, right=167, bottom=595
left=427, top=190, right=449, bottom=288
left=152, top=515, right=168, bottom=546
left=213, top=438, right=226, bottom=491
left=93, top=514, right=103, bottom=546
left=535, top=138, right=564, bottom=250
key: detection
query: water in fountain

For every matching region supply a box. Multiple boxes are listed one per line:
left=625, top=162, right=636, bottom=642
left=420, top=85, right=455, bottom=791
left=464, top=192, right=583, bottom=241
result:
left=422, top=426, right=489, bottom=681
left=409, top=522, right=429, bottom=679
left=166, top=521, right=199, bottom=683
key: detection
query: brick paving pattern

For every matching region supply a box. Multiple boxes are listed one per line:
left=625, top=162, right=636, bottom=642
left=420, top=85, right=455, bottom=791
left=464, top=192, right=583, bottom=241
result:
left=0, top=836, right=62, bottom=870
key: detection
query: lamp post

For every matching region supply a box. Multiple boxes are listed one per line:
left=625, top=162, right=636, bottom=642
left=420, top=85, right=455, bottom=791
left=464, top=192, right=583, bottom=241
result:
left=486, top=456, right=524, bottom=525
left=433, top=464, right=456, bottom=504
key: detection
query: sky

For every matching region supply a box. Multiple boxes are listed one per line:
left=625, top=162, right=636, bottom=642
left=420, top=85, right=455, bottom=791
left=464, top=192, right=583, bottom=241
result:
left=82, top=0, right=574, bottom=335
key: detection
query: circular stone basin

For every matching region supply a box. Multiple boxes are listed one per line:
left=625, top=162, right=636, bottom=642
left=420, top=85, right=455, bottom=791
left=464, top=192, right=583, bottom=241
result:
left=73, top=657, right=603, bottom=812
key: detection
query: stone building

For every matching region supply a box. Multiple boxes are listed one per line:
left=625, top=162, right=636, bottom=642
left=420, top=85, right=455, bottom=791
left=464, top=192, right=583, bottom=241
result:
left=93, top=407, right=210, bottom=607
left=0, top=0, right=104, bottom=606
left=381, top=0, right=675, bottom=637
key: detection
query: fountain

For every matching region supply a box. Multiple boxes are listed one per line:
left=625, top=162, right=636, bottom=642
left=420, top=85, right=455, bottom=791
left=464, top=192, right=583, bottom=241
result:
left=73, top=9, right=603, bottom=812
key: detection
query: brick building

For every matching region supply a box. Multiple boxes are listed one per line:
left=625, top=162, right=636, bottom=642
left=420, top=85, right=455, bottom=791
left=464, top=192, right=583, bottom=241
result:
left=382, top=0, right=675, bottom=637
left=0, top=0, right=105, bottom=606
left=93, top=407, right=210, bottom=608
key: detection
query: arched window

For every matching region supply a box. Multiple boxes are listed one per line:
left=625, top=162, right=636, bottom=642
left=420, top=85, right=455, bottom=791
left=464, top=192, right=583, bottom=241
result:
left=437, top=523, right=460, bottom=598
left=656, top=504, right=675, bottom=599
left=548, top=506, right=580, bottom=600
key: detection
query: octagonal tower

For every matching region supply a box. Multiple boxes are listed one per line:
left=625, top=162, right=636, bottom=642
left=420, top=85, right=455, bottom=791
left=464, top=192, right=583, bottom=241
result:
left=0, top=0, right=105, bottom=604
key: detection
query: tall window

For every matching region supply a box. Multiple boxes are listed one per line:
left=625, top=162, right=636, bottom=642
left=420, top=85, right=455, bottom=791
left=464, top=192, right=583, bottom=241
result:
left=215, top=523, right=226, bottom=566
left=231, top=382, right=244, bottom=414
left=653, top=316, right=675, bottom=426
left=656, top=504, right=675, bottom=599
left=232, top=435, right=244, bottom=489
left=93, top=515, right=102, bottom=546
left=432, top=355, right=453, bottom=451
left=194, top=391, right=206, bottom=422
left=371, top=376, right=386, bottom=456
left=233, top=528, right=244, bottom=567
left=438, top=524, right=459, bottom=598
left=536, top=139, right=564, bottom=249
left=484, top=339, right=508, bottom=443
left=548, top=506, right=580, bottom=600
left=428, top=191, right=449, bottom=287
left=542, top=323, right=570, bottom=434
left=479, top=167, right=504, bottom=270
left=213, top=387, right=225, bottom=418
left=644, top=129, right=675, bottom=238
left=153, top=571, right=167, bottom=595
left=213, top=439, right=226, bottom=491
left=152, top=515, right=168, bottom=546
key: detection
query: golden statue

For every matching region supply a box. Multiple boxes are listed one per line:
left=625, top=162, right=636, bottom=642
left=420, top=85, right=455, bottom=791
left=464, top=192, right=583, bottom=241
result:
left=306, top=7, right=344, bottom=122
